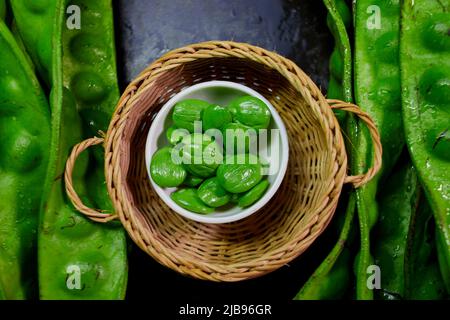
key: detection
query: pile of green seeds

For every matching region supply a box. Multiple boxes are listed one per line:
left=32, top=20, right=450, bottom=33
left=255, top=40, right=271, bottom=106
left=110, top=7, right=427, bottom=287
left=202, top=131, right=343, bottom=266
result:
left=150, top=95, right=272, bottom=214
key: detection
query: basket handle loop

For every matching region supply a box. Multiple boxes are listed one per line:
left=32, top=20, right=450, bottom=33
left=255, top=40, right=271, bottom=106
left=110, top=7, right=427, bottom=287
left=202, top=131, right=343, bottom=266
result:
left=64, top=137, right=118, bottom=223
left=327, top=99, right=382, bottom=188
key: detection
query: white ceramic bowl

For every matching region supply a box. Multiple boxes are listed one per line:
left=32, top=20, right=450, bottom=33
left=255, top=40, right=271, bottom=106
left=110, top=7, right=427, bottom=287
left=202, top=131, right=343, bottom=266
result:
left=145, top=80, right=289, bottom=224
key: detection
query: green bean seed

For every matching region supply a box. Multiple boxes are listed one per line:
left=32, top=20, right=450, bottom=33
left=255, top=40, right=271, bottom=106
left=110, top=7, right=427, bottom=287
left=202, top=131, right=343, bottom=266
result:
left=166, top=125, right=188, bottom=145
left=238, top=179, right=269, bottom=208
left=217, top=154, right=263, bottom=193
left=228, top=95, right=271, bottom=129
left=197, top=177, right=231, bottom=207
left=150, top=147, right=187, bottom=187
left=202, top=104, right=232, bottom=131
left=171, top=188, right=214, bottom=214
left=222, top=122, right=257, bottom=154
left=172, top=99, right=209, bottom=132
left=179, top=133, right=222, bottom=178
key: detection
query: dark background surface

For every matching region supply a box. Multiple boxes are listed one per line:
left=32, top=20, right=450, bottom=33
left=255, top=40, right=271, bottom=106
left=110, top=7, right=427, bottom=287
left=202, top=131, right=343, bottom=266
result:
left=116, top=0, right=332, bottom=89
left=115, top=0, right=335, bottom=300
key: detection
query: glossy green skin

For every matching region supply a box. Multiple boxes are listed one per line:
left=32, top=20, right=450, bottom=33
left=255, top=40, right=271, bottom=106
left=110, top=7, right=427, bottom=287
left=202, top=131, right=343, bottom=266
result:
left=228, top=96, right=271, bottom=129
left=238, top=179, right=269, bottom=208
left=217, top=154, right=262, bottom=194
left=222, top=122, right=256, bottom=154
left=183, top=174, right=204, bottom=187
left=401, top=0, right=450, bottom=292
left=197, top=178, right=230, bottom=208
left=295, top=248, right=351, bottom=300
left=296, top=193, right=355, bottom=300
left=25, top=1, right=128, bottom=299
left=355, top=0, right=403, bottom=181
left=0, top=20, right=51, bottom=299
left=296, top=0, right=355, bottom=300
left=171, top=188, right=214, bottom=214
left=172, top=99, right=209, bottom=133
left=11, top=0, right=57, bottom=85
left=354, top=0, right=404, bottom=300
left=408, top=194, right=446, bottom=300
left=179, top=133, right=221, bottom=178
left=202, top=104, right=232, bottom=131
left=326, top=0, right=352, bottom=122
left=404, top=192, right=446, bottom=300
left=151, top=147, right=187, bottom=188
left=373, top=162, right=419, bottom=299
left=10, top=20, right=35, bottom=70
left=166, top=126, right=188, bottom=145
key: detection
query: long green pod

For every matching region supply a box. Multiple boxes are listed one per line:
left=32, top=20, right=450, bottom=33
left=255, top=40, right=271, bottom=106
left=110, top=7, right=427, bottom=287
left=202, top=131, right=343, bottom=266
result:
left=405, top=193, right=447, bottom=299
left=295, top=196, right=355, bottom=299
left=61, top=0, right=123, bottom=219
left=10, top=0, right=57, bottom=85
left=0, top=20, right=51, bottom=299
left=353, top=0, right=403, bottom=299
left=295, top=0, right=355, bottom=300
left=10, top=20, right=35, bottom=70
left=400, top=0, right=450, bottom=292
left=373, top=160, right=419, bottom=299
left=36, top=1, right=128, bottom=299
left=326, top=0, right=352, bottom=119
left=374, top=158, right=446, bottom=300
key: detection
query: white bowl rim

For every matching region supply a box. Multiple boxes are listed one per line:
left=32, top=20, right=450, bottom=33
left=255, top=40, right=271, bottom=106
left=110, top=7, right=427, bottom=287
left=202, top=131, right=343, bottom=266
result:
left=145, top=80, right=289, bottom=224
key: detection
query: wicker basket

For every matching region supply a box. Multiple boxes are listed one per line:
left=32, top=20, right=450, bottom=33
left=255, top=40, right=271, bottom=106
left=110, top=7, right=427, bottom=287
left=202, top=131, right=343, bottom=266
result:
left=64, top=41, right=381, bottom=282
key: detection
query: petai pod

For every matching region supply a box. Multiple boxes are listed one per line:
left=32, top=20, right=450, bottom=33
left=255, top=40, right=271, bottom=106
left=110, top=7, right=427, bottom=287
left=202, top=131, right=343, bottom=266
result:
left=325, top=0, right=352, bottom=121
left=373, top=159, right=419, bottom=299
left=400, top=0, right=450, bottom=292
left=353, top=0, right=403, bottom=300
left=10, top=0, right=58, bottom=85
left=10, top=20, right=35, bottom=70
left=374, top=157, right=446, bottom=299
left=0, top=20, right=51, bottom=299
left=295, top=195, right=355, bottom=300
left=295, top=0, right=356, bottom=300
left=22, top=0, right=128, bottom=299
left=404, top=192, right=447, bottom=300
